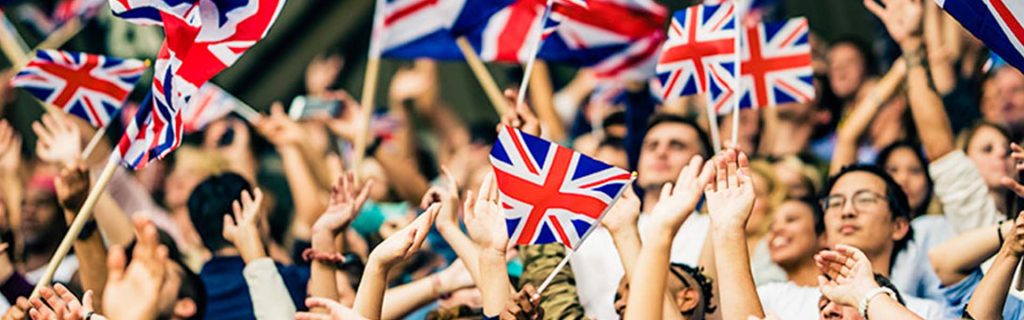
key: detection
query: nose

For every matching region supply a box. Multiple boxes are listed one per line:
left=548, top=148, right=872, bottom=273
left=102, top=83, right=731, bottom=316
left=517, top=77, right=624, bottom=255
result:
left=840, top=199, right=857, bottom=220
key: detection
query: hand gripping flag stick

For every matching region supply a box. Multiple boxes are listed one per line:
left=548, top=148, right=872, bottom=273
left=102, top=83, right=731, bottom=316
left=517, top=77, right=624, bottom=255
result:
left=534, top=172, right=638, bottom=297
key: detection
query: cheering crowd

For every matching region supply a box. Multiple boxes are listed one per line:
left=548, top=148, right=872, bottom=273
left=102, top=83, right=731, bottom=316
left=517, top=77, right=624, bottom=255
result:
left=1, top=0, right=1024, bottom=319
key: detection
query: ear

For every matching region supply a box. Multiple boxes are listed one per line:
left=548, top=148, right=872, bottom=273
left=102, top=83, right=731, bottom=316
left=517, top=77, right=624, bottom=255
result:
left=174, top=298, right=197, bottom=318
left=890, top=217, right=910, bottom=242
left=675, top=288, right=700, bottom=313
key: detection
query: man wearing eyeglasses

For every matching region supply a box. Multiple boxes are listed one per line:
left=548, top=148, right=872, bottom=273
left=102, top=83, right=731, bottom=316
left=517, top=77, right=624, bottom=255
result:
left=819, top=165, right=947, bottom=319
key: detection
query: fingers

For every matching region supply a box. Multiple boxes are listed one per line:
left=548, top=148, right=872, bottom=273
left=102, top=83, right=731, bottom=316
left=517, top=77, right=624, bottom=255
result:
left=659, top=182, right=673, bottom=202
left=80, top=290, right=93, bottom=314
left=304, top=297, right=339, bottom=310
left=463, top=190, right=476, bottom=218
left=28, top=295, right=55, bottom=320
left=715, top=152, right=728, bottom=191
left=441, top=166, right=459, bottom=194
left=31, top=121, right=52, bottom=147
left=294, top=312, right=331, bottom=320
left=675, top=155, right=703, bottom=193
left=356, top=179, right=373, bottom=208
left=737, top=151, right=751, bottom=183
left=478, top=173, right=495, bottom=203
left=222, top=215, right=236, bottom=240
left=251, top=188, right=264, bottom=218
left=864, top=0, right=887, bottom=19
left=54, top=285, right=80, bottom=313
left=726, top=149, right=739, bottom=188
left=40, top=288, right=65, bottom=318
left=408, top=204, right=441, bottom=255
left=1001, top=177, right=1024, bottom=198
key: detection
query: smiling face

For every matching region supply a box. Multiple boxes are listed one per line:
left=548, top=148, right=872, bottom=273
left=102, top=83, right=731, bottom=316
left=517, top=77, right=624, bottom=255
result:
left=767, top=200, right=821, bottom=269
left=823, top=171, right=908, bottom=259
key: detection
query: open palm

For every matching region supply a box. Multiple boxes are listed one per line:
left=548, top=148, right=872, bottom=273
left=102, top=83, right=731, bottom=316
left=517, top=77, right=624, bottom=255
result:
left=32, top=114, right=81, bottom=166
left=103, top=218, right=167, bottom=320
left=463, top=173, right=509, bottom=253
left=705, top=150, right=756, bottom=230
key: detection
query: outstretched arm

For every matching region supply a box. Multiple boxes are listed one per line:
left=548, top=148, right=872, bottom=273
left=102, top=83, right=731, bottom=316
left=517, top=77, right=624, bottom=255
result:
left=829, top=61, right=906, bottom=175
left=928, top=221, right=1009, bottom=285
left=706, top=150, right=764, bottom=320
left=966, top=211, right=1024, bottom=319
left=625, top=156, right=714, bottom=320
left=463, top=173, right=512, bottom=317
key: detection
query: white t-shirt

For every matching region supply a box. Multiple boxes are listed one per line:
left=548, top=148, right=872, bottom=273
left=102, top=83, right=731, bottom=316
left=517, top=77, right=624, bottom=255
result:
left=570, top=213, right=710, bottom=320
left=758, top=281, right=951, bottom=319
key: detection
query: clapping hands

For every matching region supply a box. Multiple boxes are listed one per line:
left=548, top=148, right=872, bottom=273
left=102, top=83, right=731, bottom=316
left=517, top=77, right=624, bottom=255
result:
left=815, top=244, right=880, bottom=308
left=704, top=149, right=756, bottom=230
left=648, top=155, right=715, bottom=236
left=367, top=203, right=440, bottom=269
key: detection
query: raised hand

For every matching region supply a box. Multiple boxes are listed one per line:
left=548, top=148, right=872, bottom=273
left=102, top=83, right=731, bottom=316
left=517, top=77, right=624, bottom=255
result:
left=314, top=173, right=373, bottom=236
left=103, top=217, right=168, bottom=320
left=222, top=189, right=267, bottom=263
left=295, top=297, right=367, bottom=320
left=54, top=164, right=90, bottom=212
left=502, top=283, right=544, bottom=320
left=864, top=0, right=923, bottom=48
left=32, top=114, right=81, bottom=167
left=463, top=173, right=509, bottom=253
left=815, top=244, right=879, bottom=308
left=27, top=284, right=100, bottom=320
left=420, top=168, right=461, bottom=233
left=0, top=120, right=23, bottom=174
left=254, top=102, right=305, bottom=148
left=704, top=149, right=756, bottom=230
left=367, top=204, right=440, bottom=269
left=648, top=155, right=715, bottom=234
left=1003, top=211, right=1024, bottom=257
left=600, top=184, right=641, bottom=235
left=306, top=54, right=344, bottom=98
left=1002, top=143, right=1024, bottom=198
left=499, top=89, right=540, bottom=137
left=388, top=61, right=438, bottom=110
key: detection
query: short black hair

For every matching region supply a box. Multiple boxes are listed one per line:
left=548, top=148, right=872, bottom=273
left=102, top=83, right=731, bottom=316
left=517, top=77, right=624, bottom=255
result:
left=644, top=114, right=712, bottom=158
left=597, top=136, right=626, bottom=152
left=670, top=263, right=716, bottom=316
left=821, top=165, right=914, bottom=257
left=187, top=173, right=253, bottom=252
left=791, top=195, right=826, bottom=236
left=876, top=141, right=933, bottom=219
left=602, top=111, right=626, bottom=130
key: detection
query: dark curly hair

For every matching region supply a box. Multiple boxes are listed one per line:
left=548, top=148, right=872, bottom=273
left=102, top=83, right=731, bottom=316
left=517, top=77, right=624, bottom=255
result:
left=670, top=263, right=717, bottom=316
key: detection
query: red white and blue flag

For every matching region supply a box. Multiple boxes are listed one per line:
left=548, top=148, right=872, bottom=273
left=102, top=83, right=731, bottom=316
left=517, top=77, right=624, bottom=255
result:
left=110, top=0, right=286, bottom=169
left=53, top=0, right=107, bottom=25
left=183, top=83, right=246, bottom=133
left=655, top=2, right=737, bottom=103
left=936, top=0, right=1024, bottom=72
left=490, top=125, right=631, bottom=249
left=736, top=17, right=813, bottom=111
left=11, top=50, right=146, bottom=127
left=469, top=0, right=665, bottom=81
left=371, top=0, right=513, bottom=60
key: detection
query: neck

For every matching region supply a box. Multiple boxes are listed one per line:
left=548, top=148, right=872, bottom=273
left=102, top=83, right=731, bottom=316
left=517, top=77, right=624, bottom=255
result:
left=783, top=258, right=821, bottom=287
left=866, top=248, right=893, bottom=277
left=642, top=187, right=660, bottom=213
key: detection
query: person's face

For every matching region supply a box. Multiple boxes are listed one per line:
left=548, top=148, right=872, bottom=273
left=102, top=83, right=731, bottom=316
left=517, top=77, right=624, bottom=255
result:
left=767, top=201, right=821, bottom=268
left=989, top=68, right=1024, bottom=127
left=827, top=44, right=866, bottom=99
left=823, top=172, right=907, bottom=257
left=818, top=296, right=864, bottom=320
left=883, top=148, right=928, bottom=211
left=966, top=126, right=1012, bottom=189
left=164, top=158, right=211, bottom=210
left=638, top=123, right=704, bottom=190
left=21, top=188, right=59, bottom=247
left=595, top=146, right=629, bottom=170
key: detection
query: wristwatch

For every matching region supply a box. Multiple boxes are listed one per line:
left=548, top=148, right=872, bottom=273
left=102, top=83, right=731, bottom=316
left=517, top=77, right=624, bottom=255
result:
left=859, top=287, right=897, bottom=319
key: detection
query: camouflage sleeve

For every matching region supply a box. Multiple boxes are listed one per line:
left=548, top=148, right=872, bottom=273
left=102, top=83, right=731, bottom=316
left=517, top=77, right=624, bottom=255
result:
left=518, top=244, right=588, bottom=320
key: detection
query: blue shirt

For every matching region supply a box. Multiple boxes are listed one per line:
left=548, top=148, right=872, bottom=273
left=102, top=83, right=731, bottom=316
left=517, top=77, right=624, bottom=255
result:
left=200, top=256, right=310, bottom=320
left=940, top=268, right=1024, bottom=319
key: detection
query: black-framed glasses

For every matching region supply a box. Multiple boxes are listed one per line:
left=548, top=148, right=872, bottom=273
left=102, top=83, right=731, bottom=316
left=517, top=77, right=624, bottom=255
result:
left=820, top=190, right=888, bottom=213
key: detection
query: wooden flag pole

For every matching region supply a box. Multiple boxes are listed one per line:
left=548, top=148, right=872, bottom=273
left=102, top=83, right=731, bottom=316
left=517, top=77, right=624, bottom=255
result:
left=455, top=36, right=509, bottom=116
left=31, top=156, right=120, bottom=298
left=80, top=125, right=108, bottom=160
left=514, top=0, right=553, bottom=110
left=36, top=18, right=82, bottom=51
left=352, top=57, right=380, bottom=170
left=730, top=6, right=741, bottom=149
left=535, top=173, right=637, bottom=296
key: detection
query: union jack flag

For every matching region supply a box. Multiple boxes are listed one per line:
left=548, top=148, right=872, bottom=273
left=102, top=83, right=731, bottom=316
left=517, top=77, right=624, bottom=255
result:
left=490, top=125, right=631, bottom=249
left=736, top=17, right=813, bottom=110
left=468, top=0, right=664, bottom=81
left=11, top=50, right=146, bottom=127
left=371, top=0, right=513, bottom=60
left=53, top=0, right=106, bottom=25
left=183, top=83, right=246, bottom=133
left=110, top=0, right=286, bottom=169
left=936, top=0, right=1024, bottom=72
left=655, top=2, right=736, bottom=103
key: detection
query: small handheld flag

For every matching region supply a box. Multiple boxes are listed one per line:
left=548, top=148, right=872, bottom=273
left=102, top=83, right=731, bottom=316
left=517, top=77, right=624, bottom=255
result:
left=489, top=125, right=631, bottom=249
left=655, top=2, right=737, bottom=102
left=11, top=50, right=146, bottom=127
